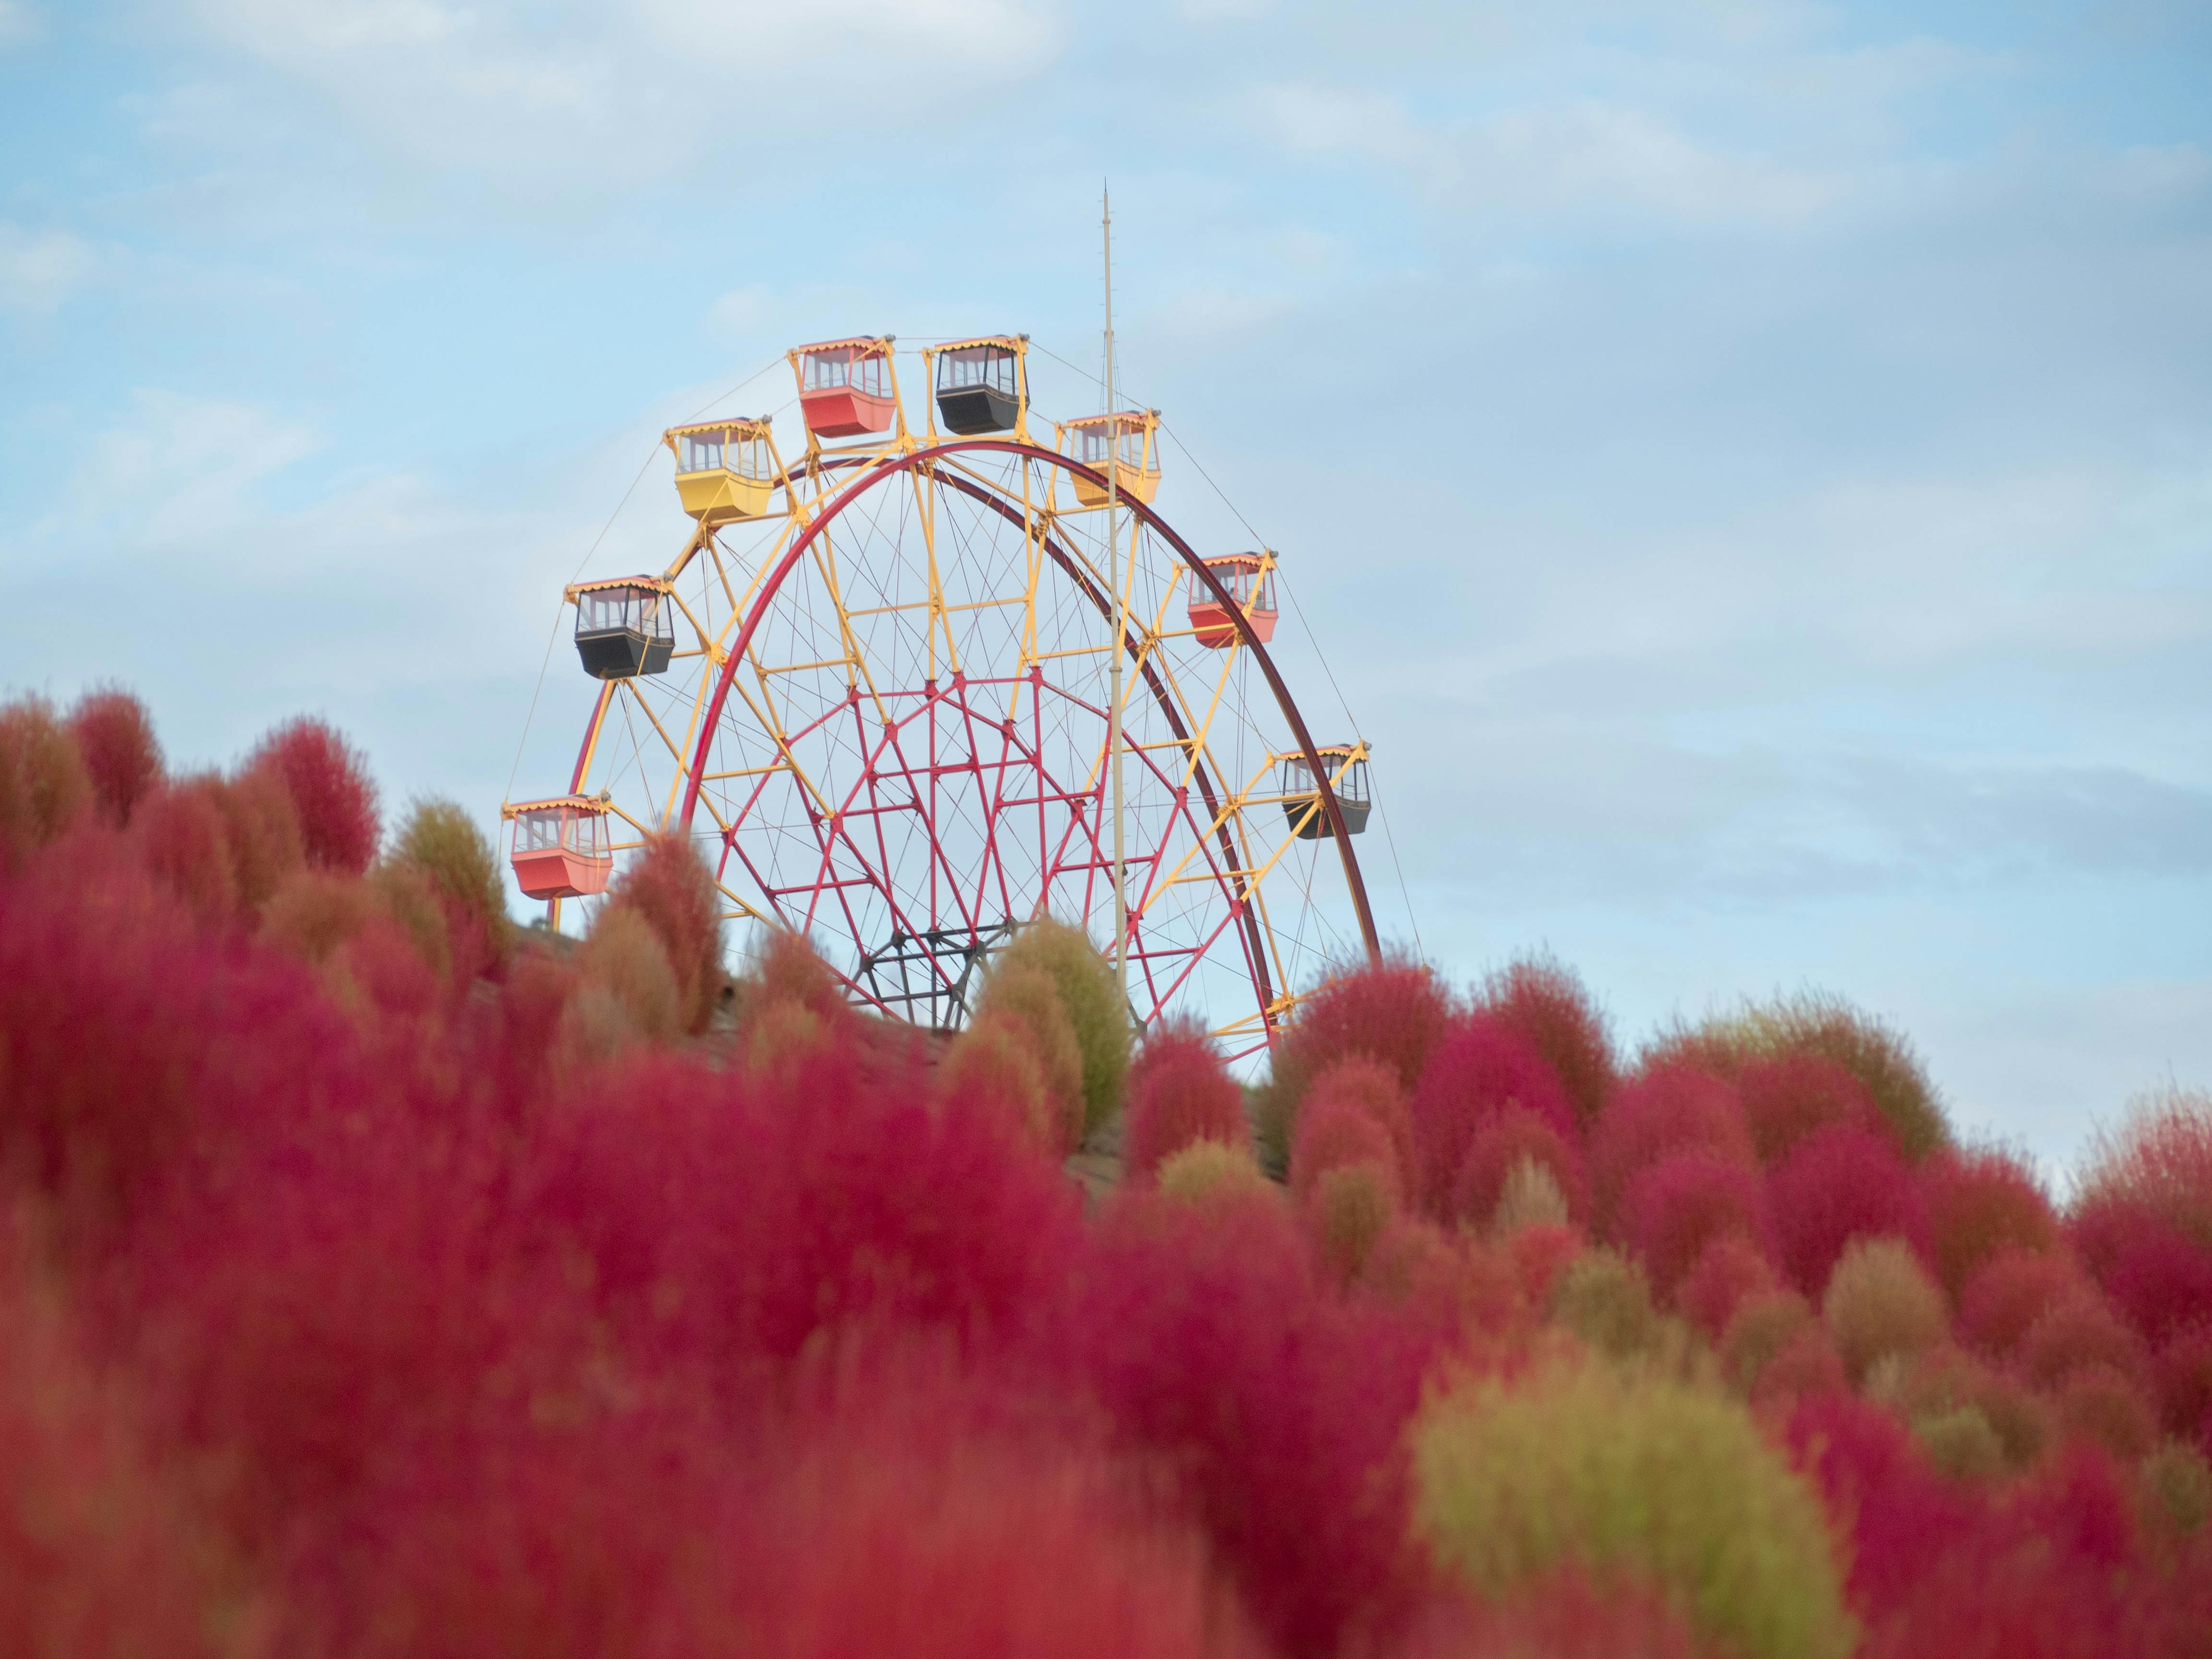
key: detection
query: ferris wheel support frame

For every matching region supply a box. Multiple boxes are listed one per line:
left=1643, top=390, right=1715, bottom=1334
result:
left=673, top=438, right=1383, bottom=978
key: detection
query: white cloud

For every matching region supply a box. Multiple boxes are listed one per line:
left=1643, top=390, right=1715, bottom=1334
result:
left=0, top=224, right=94, bottom=311
left=0, top=1, right=38, bottom=47
left=180, top=0, right=1065, bottom=187
left=1242, top=83, right=1840, bottom=226
left=58, top=389, right=323, bottom=547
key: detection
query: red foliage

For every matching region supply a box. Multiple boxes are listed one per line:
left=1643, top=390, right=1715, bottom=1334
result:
left=1957, top=1246, right=2094, bottom=1362
left=1738, top=1052, right=1879, bottom=1165
left=1124, top=1020, right=1248, bottom=1183
left=1617, top=1150, right=1767, bottom=1300
left=1587, top=1063, right=1753, bottom=1238
left=2018, top=1295, right=2151, bottom=1393
left=1450, top=1107, right=1586, bottom=1229
left=606, top=830, right=725, bottom=1036
left=1787, top=1393, right=1975, bottom=1626
left=1476, top=955, right=1618, bottom=1130
left=1408, top=1013, right=1574, bottom=1218
left=1848, top=1444, right=2168, bottom=1659
left=1503, top=1221, right=1584, bottom=1309
left=1039, top=1191, right=1435, bottom=1658
left=1300, top=1056, right=1415, bottom=1190
left=66, top=686, right=163, bottom=831
left=1290, top=1089, right=1399, bottom=1206
left=247, top=716, right=380, bottom=875
left=2155, top=1323, right=2212, bottom=1451
left=1920, top=1147, right=2062, bottom=1301
left=134, top=778, right=238, bottom=925
left=2090, top=1212, right=2212, bottom=1350
left=642, top=1419, right=1265, bottom=1659
left=1266, top=956, right=1454, bottom=1128
left=1766, top=1123, right=1928, bottom=1296
left=1675, top=1232, right=1781, bottom=1339
left=1385, top=1567, right=1709, bottom=1659
left=2051, top=1365, right=2157, bottom=1461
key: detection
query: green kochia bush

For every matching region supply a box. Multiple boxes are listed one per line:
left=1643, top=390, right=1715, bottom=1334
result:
left=990, top=916, right=1131, bottom=1139
left=1411, top=1355, right=1855, bottom=1659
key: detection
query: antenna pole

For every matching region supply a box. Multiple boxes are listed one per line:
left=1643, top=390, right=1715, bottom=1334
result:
left=1103, top=183, right=1127, bottom=1006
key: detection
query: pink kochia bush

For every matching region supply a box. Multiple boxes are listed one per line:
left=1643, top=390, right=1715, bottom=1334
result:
left=10, top=687, right=2212, bottom=1659
left=247, top=715, right=381, bottom=874
left=1767, top=1123, right=1928, bottom=1296
left=1409, top=1013, right=1575, bottom=1218
left=1124, top=1019, right=1249, bottom=1182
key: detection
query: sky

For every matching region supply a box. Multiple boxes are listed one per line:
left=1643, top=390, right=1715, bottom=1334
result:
left=2, top=0, right=2207, bottom=1173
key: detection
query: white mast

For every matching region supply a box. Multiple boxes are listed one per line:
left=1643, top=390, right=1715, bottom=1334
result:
left=1103, top=183, right=1127, bottom=1003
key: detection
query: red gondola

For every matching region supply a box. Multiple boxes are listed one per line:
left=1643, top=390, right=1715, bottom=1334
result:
left=792, top=336, right=897, bottom=440
left=1188, top=552, right=1277, bottom=647
left=503, top=796, right=613, bottom=899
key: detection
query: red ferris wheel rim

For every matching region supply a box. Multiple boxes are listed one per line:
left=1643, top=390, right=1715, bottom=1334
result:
left=666, top=437, right=1380, bottom=1031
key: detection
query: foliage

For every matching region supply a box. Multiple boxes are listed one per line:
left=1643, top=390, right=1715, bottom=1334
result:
left=604, top=830, right=724, bottom=1036
left=990, top=916, right=1130, bottom=1140
left=970, top=963, right=1085, bottom=1155
left=1410, top=1012, right=1575, bottom=1218
left=936, top=1010, right=1056, bottom=1153
left=135, top=777, right=240, bottom=925
left=1491, top=1160, right=1574, bottom=1239
left=1549, top=1247, right=1660, bottom=1361
left=0, top=694, right=90, bottom=872
left=1920, top=1147, right=2062, bottom=1302
left=1824, top=1238, right=1948, bottom=1384
left=1476, top=952, right=1619, bottom=1130
left=387, top=796, right=509, bottom=976
left=1767, top=1124, right=1929, bottom=1296
left=66, top=685, right=164, bottom=831
left=1620, top=1150, right=1767, bottom=1300
left=574, top=905, right=684, bottom=1048
left=1154, top=1141, right=1275, bottom=1212
left=1289, top=1086, right=1399, bottom=1206
left=1123, top=1019, right=1246, bottom=1182
left=246, top=715, right=381, bottom=875
left=1253, top=954, right=1453, bottom=1171
left=1738, top=1054, right=1880, bottom=1165
left=1310, top=1161, right=1398, bottom=1285
left=1588, top=1062, right=1753, bottom=1239
left=1453, top=1107, right=1585, bottom=1232
left=1677, top=1233, right=1781, bottom=1341
left=1412, top=1354, right=1855, bottom=1659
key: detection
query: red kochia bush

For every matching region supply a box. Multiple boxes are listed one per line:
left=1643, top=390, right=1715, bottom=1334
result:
left=1386, top=1567, right=1708, bottom=1659
left=0, top=1222, right=234, bottom=1659
left=1476, top=954, right=1618, bottom=1130
left=1619, top=1151, right=1768, bottom=1299
left=134, top=777, right=238, bottom=925
left=1588, top=1063, right=1753, bottom=1238
left=247, top=716, right=380, bottom=874
left=1738, top=1054, right=1879, bottom=1165
left=606, top=830, right=725, bottom=1036
left=2093, top=1217, right=2212, bottom=1350
left=66, top=685, right=163, bottom=830
left=1957, top=1246, right=2094, bottom=1362
left=1290, top=1088, right=1399, bottom=1206
left=642, top=1404, right=1264, bottom=1659
left=1919, top=1147, right=2062, bottom=1301
left=1040, top=1191, right=1435, bottom=1658
left=1410, top=1014, right=1574, bottom=1218
left=1676, top=1233, right=1780, bottom=1339
left=1124, top=1021, right=1248, bottom=1183
left=520, top=1044, right=1082, bottom=1377
left=1452, top=1107, right=1586, bottom=1230
left=1299, top=1056, right=1415, bottom=1190
left=1257, top=955, right=1453, bottom=1166
left=1767, top=1123, right=1927, bottom=1296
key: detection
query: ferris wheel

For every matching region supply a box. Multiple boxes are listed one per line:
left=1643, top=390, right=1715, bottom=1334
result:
left=505, top=334, right=1381, bottom=1055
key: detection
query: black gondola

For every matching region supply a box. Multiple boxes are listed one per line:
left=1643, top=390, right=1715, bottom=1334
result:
left=934, top=338, right=1025, bottom=435
left=571, top=578, right=675, bottom=680
left=1280, top=745, right=1372, bottom=840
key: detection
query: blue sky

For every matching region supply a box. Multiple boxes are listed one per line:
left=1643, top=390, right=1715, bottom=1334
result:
left=3, top=0, right=2207, bottom=1171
